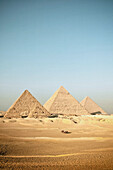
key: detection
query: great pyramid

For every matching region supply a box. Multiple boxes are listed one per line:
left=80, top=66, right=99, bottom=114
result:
left=80, top=96, right=107, bottom=115
left=44, top=86, right=89, bottom=115
left=5, top=90, right=50, bottom=118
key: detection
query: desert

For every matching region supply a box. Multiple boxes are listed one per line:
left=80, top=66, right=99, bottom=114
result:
left=0, top=114, right=113, bottom=169
left=1, top=0, right=113, bottom=169
left=0, top=87, right=113, bottom=169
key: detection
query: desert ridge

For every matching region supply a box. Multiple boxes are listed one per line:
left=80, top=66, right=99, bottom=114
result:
left=81, top=96, right=107, bottom=115
left=44, top=86, right=90, bottom=116
left=4, top=90, right=50, bottom=119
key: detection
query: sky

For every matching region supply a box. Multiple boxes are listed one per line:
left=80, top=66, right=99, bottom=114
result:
left=0, top=0, right=113, bottom=114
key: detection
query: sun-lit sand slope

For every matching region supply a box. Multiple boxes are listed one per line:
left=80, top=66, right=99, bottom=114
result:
left=0, top=115, right=113, bottom=169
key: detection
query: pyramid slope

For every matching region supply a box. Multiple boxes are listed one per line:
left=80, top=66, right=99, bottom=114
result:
left=5, top=90, right=50, bottom=118
left=80, top=96, right=107, bottom=115
left=44, top=86, right=89, bottom=115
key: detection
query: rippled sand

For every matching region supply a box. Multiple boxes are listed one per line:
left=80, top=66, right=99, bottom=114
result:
left=0, top=115, right=113, bottom=169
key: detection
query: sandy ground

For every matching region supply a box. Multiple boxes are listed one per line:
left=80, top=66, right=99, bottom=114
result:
left=0, top=115, right=113, bottom=169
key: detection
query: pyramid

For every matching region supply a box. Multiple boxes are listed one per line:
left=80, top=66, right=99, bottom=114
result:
left=44, top=86, right=89, bottom=115
left=80, top=96, right=107, bottom=115
left=5, top=90, right=50, bottom=118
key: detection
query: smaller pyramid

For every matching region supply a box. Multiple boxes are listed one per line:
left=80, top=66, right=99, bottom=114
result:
left=5, top=90, right=50, bottom=118
left=80, top=96, right=107, bottom=115
left=44, top=86, right=89, bottom=115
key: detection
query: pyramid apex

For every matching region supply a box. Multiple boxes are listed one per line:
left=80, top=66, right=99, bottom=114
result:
left=22, top=89, right=31, bottom=95
left=59, top=85, right=65, bottom=89
left=57, top=86, right=69, bottom=94
left=24, top=89, right=29, bottom=93
left=83, top=96, right=91, bottom=101
left=59, top=86, right=68, bottom=90
left=85, top=96, right=90, bottom=99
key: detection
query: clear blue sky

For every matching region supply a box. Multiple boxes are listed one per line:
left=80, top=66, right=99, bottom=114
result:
left=0, top=0, right=113, bottom=114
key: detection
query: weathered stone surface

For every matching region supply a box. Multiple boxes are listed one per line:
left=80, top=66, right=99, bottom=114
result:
left=80, top=96, right=107, bottom=115
left=44, top=86, right=89, bottom=115
left=0, top=111, right=6, bottom=118
left=5, top=90, right=50, bottom=118
left=20, top=111, right=29, bottom=118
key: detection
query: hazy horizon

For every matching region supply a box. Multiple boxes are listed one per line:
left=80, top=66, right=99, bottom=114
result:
left=0, top=0, right=113, bottom=114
